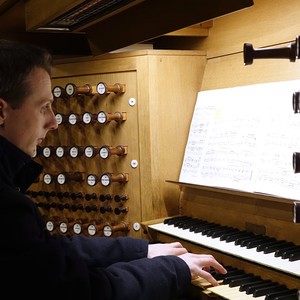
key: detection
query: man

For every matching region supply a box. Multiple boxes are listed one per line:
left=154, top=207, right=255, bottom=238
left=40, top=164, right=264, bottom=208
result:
left=0, top=39, right=226, bottom=300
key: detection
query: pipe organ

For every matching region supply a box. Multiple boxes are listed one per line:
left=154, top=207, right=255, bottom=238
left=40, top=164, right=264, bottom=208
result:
left=25, top=0, right=300, bottom=298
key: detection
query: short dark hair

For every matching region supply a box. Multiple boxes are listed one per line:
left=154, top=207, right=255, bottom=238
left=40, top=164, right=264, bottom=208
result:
left=0, top=39, right=53, bottom=108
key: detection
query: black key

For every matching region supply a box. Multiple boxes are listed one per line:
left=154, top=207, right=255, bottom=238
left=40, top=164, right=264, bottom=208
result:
left=264, top=241, right=294, bottom=253
left=189, top=220, right=209, bottom=232
left=222, top=273, right=247, bottom=285
left=220, top=229, right=242, bottom=241
left=173, top=217, right=193, bottom=227
left=217, top=268, right=245, bottom=282
left=204, top=225, right=230, bottom=237
left=266, top=289, right=299, bottom=300
left=211, top=227, right=238, bottom=238
left=246, top=237, right=274, bottom=249
left=181, top=219, right=201, bottom=229
left=225, top=231, right=251, bottom=243
left=201, top=224, right=222, bottom=236
left=274, top=244, right=297, bottom=257
left=282, top=246, right=300, bottom=259
left=219, top=229, right=242, bottom=241
left=176, top=218, right=198, bottom=229
left=256, top=238, right=278, bottom=252
left=229, top=274, right=261, bottom=287
left=235, top=234, right=266, bottom=246
left=274, top=293, right=299, bottom=300
left=230, top=275, right=262, bottom=288
left=234, top=233, right=256, bottom=245
left=247, top=237, right=277, bottom=249
left=260, top=239, right=286, bottom=253
left=240, top=280, right=267, bottom=292
left=289, top=250, right=300, bottom=261
left=211, top=265, right=236, bottom=281
left=194, top=223, right=218, bottom=233
left=240, top=235, right=265, bottom=247
left=253, top=284, right=285, bottom=297
left=164, top=216, right=188, bottom=225
left=246, top=281, right=276, bottom=294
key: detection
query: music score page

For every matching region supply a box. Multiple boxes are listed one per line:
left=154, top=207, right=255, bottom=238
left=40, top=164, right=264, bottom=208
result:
left=179, top=80, right=300, bottom=200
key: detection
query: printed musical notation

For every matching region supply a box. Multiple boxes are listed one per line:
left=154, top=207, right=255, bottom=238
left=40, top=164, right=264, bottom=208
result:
left=179, top=80, right=300, bottom=200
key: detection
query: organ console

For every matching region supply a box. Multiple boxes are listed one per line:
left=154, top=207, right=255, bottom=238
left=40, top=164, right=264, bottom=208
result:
left=21, top=0, right=300, bottom=300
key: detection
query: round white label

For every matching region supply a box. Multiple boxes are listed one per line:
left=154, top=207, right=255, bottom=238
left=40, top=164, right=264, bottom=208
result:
left=57, top=173, right=66, bottom=185
left=83, top=112, right=92, bottom=124
left=87, top=224, right=96, bottom=236
left=97, top=111, right=106, bottom=124
left=103, top=225, right=112, bottom=237
left=73, top=223, right=82, bottom=234
left=100, top=174, right=110, bottom=186
left=59, top=222, right=68, bottom=233
left=68, top=114, right=77, bottom=125
left=55, top=113, right=63, bottom=124
left=53, top=86, right=62, bottom=98
left=43, top=173, right=52, bottom=184
left=65, top=83, right=75, bottom=96
left=43, top=147, right=51, bottom=158
left=84, top=146, right=94, bottom=158
left=87, top=174, right=97, bottom=186
left=46, top=221, right=54, bottom=231
left=99, top=147, right=109, bottom=159
left=56, top=146, right=64, bottom=157
left=97, top=82, right=106, bottom=95
left=69, top=147, right=78, bottom=158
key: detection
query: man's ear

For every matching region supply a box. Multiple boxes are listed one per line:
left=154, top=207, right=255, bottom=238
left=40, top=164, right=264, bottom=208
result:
left=0, top=98, right=7, bottom=126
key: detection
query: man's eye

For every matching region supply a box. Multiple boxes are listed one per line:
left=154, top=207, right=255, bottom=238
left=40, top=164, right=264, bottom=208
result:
left=41, top=105, right=50, bottom=113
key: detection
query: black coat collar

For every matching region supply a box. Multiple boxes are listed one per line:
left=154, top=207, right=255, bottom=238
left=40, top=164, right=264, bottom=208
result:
left=0, top=136, right=43, bottom=192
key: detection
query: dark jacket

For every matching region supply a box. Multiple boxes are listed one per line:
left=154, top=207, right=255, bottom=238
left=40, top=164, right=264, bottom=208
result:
left=0, top=136, right=191, bottom=300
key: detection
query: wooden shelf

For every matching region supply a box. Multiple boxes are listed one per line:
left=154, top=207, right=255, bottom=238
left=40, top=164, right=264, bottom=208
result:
left=166, top=179, right=299, bottom=206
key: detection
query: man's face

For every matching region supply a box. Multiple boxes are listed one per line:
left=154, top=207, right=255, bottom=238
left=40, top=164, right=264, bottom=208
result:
left=0, top=67, right=58, bottom=157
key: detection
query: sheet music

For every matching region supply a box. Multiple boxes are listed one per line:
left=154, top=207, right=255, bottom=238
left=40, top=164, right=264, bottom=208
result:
left=179, top=80, right=300, bottom=200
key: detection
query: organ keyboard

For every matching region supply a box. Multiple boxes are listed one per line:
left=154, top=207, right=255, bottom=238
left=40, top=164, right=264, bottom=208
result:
left=192, top=265, right=299, bottom=299
left=148, top=216, right=300, bottom=277
left=144, top=214, right=300, bottom=298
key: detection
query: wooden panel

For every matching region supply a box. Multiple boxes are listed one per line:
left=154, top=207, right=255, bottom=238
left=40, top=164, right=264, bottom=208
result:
left=196, top=0, right=300, bottom=59
left=201, top=52, right=300, bottom=90
left=179, top=186, right=300, bottom=245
